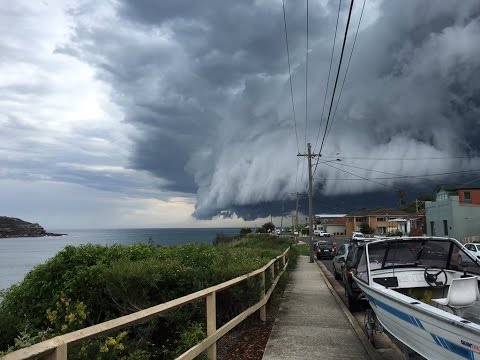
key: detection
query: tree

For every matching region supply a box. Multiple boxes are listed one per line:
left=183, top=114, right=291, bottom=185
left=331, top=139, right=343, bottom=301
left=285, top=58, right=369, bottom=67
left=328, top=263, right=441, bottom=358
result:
left=239, top=228, right=252, bottom=235
left=360, top=222, right=374, bottom=235
left=257, top=222, right=275, bottom=233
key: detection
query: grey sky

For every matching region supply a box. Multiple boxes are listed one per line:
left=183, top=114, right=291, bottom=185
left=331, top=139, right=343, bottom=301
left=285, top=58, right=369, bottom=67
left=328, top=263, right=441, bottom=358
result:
left=1, top=0, right=479, bottom=227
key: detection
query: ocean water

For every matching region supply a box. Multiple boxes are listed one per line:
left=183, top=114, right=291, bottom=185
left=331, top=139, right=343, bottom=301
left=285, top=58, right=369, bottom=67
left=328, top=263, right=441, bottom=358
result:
left=0, top=228, right=242, bottom=291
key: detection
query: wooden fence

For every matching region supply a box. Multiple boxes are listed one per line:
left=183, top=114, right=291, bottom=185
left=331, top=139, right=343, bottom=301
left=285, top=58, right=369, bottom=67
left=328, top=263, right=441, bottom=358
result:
left=3, top=247, right=290, bottom=360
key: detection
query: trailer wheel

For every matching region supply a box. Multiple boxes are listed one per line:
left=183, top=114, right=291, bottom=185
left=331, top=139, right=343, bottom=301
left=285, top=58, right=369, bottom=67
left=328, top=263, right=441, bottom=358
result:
left=364, top=309, right=377, bottom=348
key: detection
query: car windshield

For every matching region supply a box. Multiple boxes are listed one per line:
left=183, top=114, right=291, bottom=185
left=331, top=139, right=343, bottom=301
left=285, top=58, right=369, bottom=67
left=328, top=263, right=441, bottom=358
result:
left=476, top=245, right=480, bottom=251
left=367, top=239, right=480, bottom=274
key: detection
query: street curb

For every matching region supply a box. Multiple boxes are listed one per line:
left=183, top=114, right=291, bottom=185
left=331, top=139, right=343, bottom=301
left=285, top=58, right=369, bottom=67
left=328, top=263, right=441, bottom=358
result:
left=315, top=260, right=383, bottom=360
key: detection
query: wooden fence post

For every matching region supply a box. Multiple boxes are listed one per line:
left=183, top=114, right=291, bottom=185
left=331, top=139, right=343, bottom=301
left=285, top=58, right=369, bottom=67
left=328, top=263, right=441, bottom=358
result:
left=260, top=271, right=266, bottom=322
left=206, top=292, right=217, bottom=360
left=46, top=343, right=67, bottom=360
left=270, top=263, right=275, bottom=284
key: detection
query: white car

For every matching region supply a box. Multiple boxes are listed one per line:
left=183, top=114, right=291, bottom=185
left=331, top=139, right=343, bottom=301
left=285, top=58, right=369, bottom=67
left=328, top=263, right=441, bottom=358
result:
left=464, top=243, right=480, bottom=259
left=351, top=232, right=365, bottom=242
left=314, top=229, right=330, bottom=237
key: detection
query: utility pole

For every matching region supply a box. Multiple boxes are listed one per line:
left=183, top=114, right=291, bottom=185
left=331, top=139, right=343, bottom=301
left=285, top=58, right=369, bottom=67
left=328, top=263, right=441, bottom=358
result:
left=298, top=143, right=318, bottom=263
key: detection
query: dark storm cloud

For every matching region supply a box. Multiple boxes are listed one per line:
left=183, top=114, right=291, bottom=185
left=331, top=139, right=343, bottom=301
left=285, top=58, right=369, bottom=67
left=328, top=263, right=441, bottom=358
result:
left=63, top=0, right=480, bottom=219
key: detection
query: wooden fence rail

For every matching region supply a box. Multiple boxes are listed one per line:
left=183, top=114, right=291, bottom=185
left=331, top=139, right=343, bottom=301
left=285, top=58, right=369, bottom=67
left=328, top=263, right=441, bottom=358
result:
left=3, top=247, right=290, bottom=360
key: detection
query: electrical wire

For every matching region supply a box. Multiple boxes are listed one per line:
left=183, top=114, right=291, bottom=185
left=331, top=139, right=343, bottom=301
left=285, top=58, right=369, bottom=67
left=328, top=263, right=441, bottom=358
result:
left=304, top=0, right=309, bottom=152
left=282, top=0, right=300, bottom=154
left=318, top=0, right=355, bottom=157
left=317, top=160, right=480, bottom=180
left=325, top=0, right=367, bottom=143
left=313, top=0, right=342, bottom=153
left=312, top=0, right=355, bottom=178
left=319, top=155, right=479, bottom=160
left=322, top=161, right=402, bottom=190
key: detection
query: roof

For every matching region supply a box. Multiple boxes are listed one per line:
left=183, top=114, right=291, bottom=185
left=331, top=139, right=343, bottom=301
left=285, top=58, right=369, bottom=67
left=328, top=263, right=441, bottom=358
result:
left=314, top=214, right=348, bottom=218
left=325, top=218, right=346, bottom=225
left=455, top=178, right=480, bottom=190
left=346, top=208, right=411, bottom=217
left=345, top=209, right=370, bottom=217
left=368, top=208, right=410, bottom=216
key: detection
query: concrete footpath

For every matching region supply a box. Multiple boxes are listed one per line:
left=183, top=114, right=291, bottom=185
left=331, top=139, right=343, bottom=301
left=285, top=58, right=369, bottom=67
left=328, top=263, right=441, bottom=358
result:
left=262, top=256, right=381, bottom=360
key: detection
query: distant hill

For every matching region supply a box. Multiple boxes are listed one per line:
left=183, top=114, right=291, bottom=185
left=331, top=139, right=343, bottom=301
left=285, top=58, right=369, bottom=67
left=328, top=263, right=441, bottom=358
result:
left=0, top=217, right=65, bottom=238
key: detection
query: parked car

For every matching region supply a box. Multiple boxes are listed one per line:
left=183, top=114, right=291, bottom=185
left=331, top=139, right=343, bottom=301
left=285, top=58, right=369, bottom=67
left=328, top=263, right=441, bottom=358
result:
left=314, top=230, right=331, bottom=237
left=314, top=240, right=337, bottom=260
left=332, top=243, right=351, bottom=280
left=464, top=243, right=480, bottom=259
left=351, top=232, right=365, bottom=242
left=342, top=242, right=367, bottom=311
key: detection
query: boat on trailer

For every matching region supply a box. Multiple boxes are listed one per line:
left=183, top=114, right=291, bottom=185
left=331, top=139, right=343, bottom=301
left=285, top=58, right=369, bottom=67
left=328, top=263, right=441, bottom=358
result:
left=352, top=236, right=480, bottom=360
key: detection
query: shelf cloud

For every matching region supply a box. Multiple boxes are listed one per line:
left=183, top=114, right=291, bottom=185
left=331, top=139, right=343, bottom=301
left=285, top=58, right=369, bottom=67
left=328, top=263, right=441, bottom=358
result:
left=2, top=0, right=480, bottom=224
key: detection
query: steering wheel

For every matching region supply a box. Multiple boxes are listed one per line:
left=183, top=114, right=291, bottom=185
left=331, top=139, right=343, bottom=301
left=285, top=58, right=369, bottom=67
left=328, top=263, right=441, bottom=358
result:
left=424, top=267, right=447, bottom=287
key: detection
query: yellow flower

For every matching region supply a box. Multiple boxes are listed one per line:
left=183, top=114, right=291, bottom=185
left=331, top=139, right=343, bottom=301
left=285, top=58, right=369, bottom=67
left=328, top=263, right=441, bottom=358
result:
left=61, top=324, right=68, bottom=332
left=100, top=345, right=109, bottom=353
left=116, top=331, right=128, bottom=341
left=46, top=309, right=57, bottom=323
left=105, top=337, right=116, bottom=346
left=114, top=343, right=125, bottom=351
left=65, top=313, right=76, bottom=324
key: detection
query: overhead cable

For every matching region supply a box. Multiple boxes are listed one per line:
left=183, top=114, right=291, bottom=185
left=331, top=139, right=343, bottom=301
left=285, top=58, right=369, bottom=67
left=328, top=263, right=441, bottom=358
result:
left=322, top=161, right=402, bottom=190
left=325, top=0, right=367, bottom=142
left=313, top=0, right=343, bottom=153
left=282, top=0, right=300, bottom=154
left=317, top=0, right=355, bottom=157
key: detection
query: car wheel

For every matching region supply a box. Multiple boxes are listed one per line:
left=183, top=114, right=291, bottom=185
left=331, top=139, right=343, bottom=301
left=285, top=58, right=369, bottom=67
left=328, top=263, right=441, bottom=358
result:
left=347, top=292, right=360, bottom=312
left=333, top=263, right=341, bottom=280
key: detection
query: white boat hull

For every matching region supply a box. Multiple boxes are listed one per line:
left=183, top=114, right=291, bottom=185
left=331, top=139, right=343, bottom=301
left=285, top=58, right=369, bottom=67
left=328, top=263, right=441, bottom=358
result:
left=357, top=281, right=480, bottom=360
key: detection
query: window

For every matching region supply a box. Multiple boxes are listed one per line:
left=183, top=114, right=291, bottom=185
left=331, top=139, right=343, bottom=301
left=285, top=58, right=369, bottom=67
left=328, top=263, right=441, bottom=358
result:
left=430, top=221, right=435, bottom=236
left=376, top=227, right=386, bottom=235
left=465, top=244, right=475, bottom=251
left=443, top=220, right=448, bottom=236
left=356, top=249, right=369, bottom=284
left=376, top=217, right=385, bottom=221
left=464, top=191, right=471, bottom=204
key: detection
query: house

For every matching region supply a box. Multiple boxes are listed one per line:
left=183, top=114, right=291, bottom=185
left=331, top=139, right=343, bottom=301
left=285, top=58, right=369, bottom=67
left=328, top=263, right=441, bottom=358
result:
left=345, top=208, right=418, bottom=237
left=324, top=217, right=346, bottom=236
left=313, top=214, right=347, bottom=233
left=425, top=181, right=480, bottom=242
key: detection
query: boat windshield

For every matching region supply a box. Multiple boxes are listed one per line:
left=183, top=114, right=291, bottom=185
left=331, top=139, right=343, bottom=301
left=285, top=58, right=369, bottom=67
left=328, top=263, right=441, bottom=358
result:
left=367, top=238, right=480, bottom=275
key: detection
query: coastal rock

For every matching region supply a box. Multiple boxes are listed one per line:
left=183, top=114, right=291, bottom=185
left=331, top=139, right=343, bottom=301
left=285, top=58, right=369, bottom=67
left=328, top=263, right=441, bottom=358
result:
left=0, top=217, right=65, bottom=238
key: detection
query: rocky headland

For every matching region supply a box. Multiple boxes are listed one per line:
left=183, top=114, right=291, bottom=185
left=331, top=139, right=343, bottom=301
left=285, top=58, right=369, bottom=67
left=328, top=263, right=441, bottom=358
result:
left=0, top=216, right=66, bottom=238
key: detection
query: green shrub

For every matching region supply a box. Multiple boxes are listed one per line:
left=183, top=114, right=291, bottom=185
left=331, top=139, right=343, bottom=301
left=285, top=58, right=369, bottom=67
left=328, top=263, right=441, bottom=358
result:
left=0, top=237, right=294, bottom=359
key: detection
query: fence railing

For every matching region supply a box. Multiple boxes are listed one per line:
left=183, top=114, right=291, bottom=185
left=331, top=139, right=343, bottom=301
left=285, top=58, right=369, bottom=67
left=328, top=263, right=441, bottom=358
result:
left=3, top=247, right=290, bottom=360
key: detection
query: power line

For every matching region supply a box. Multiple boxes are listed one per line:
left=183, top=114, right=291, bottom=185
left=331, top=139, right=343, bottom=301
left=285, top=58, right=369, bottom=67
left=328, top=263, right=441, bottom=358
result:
left=322, top=161, right=402, bottom=190
left=322, top=164, right=480, bottom=180
left=304, top=0, right=309, bottom=153
left=312, top=0, right=355, bottom=178
left=282, top=0, right=300, bottom=154
left=320, top=155, right=478, bottom=160
left=313, top=0, right=342, bottom=153
left=325, top=0, right=367, bottom=143
left=318, top=0, right=355, bottom=157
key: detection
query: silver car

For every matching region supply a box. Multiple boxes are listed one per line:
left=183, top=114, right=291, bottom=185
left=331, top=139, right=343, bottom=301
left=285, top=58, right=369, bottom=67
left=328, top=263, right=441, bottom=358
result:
left=332, top=243, right=351, bottom=280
